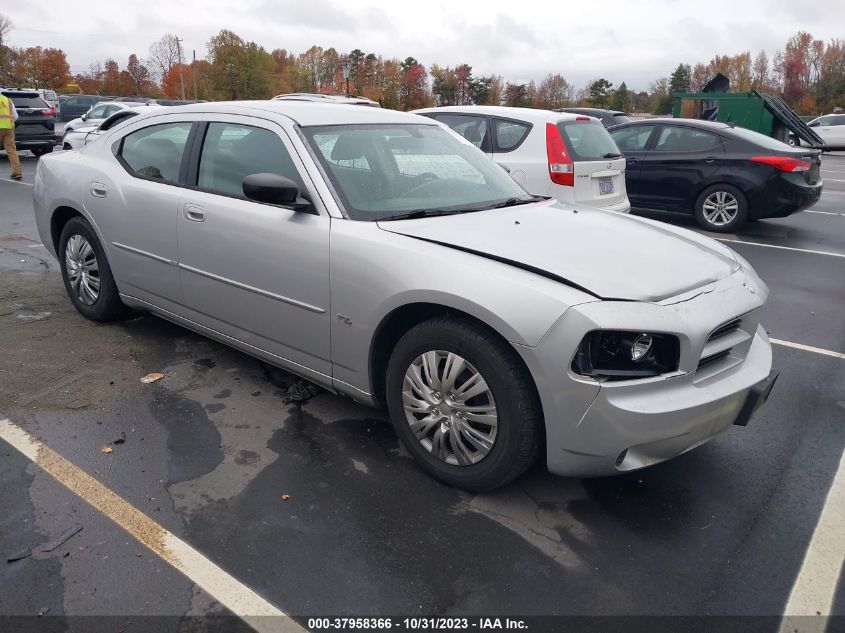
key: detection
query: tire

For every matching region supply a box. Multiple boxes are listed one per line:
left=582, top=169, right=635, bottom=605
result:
left=385, top=316, right=543, bottom=491
left=62, top=143, right=72, bottom=151
left=31, top=147, right=52, bottom=157
left=694, top=184, right=749, bottom=233
left=58, top=216, right=128, bottom=321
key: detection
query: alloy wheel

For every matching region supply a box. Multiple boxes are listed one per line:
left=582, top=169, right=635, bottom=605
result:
left=702, top=191, right=739, bottom=227
left=402, top=350, right=498, bottom=466
left=65, top=235, right=100, bottom=305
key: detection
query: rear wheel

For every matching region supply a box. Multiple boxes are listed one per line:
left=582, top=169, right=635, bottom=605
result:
left=385, top=317, right=543, bottom=491
left=59, top=217, right=128, bottom=321
left=694, top=184, right=748, bottom=232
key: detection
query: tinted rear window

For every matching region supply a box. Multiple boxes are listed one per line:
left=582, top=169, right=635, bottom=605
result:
left=611, top=113, right=631, bottom=125
left=558, top=120, right=621, bottom=161
left=4, top=94, right=48, bottom=108
left=725, top=126, right=792, bottom=150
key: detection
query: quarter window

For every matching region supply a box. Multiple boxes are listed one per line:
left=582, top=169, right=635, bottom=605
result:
left=492, top=118, right=531, bottom=152
left=654, top=126, right=720, bottom=152
left=198, top=122, right=302, bottom=198
left=119, top=122, right=193, bottom=183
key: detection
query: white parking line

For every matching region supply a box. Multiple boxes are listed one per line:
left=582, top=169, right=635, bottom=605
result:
left=1, top=179, right=34, bottom=188
left=716, top=238, right=845, bottom=259
left=0, top=417, right=303, bottom=633
left=771, top=339, right=845, bottom=360
left=781, top=447, right=845, bottom=618
left=806, top=210, right=845, bottom=217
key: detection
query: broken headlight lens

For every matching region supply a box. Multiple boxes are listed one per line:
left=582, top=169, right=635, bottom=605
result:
left=571, top=330, right=680, bottom=381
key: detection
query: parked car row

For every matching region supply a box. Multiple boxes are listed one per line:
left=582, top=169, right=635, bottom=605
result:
left=58, top=94, right=205, bottom=122
left=34, top=100, right=778, bottom=491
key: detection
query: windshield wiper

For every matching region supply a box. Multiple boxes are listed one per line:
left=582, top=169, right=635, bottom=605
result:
left=483, top=195, right=545, bottom=210
left=379, top=196, right=545, bottom=221
left=379, top=208, right=474, bottom=221
left=603, top=152, right=623, bottom=159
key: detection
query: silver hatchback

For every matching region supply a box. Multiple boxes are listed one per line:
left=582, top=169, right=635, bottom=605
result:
left=33, top=101, right=777, bottom=490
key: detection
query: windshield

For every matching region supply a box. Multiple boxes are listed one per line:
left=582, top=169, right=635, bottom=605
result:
left=558, top=120, right=622, bottom=160
left=302, top=123, right=532, bottom=221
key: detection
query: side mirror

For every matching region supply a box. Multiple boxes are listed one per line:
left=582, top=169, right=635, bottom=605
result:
left=242, top=173, right=314, bottom=212
left=81, top=115, right=88, bottom=121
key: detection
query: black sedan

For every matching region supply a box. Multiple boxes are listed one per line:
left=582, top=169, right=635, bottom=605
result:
left=608, top=119, right=822, bottom=232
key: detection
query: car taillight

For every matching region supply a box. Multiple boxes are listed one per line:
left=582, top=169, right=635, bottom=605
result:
left=39, top=107, right=54, bottom=116
left=546, top=123, right=574, bottom=186
left=750, top=156, right=811, bottom=172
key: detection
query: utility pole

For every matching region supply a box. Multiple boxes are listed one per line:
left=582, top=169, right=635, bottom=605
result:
left=192, top=49, right=198, bottom=101
left=175, top=36, right=186, bottom=101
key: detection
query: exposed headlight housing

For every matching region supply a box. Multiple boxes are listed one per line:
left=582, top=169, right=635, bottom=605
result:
left=571, top=330, right=680, bottom=381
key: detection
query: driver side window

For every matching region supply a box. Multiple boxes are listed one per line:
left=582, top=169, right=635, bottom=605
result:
left=198, top=122, right=303, bottom=199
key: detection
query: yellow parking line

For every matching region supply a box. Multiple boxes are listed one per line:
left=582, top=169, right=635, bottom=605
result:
left=0, top=418, right=303, bottom=633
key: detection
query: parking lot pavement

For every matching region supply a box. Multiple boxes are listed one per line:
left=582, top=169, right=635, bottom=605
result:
left=0, top=150, right=843, bottom=630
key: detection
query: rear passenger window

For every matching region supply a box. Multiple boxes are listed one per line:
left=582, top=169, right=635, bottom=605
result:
left=492, top=118, right=531, bottom=152
left=198, top=122, right=302, bottom=198
left=119, top=122, right=192, bottom=183
left=610, top=126, right=653, bottom=150
left=435, top=114, right=490, bottom=151
left=654, top=127, right=720, bottom=152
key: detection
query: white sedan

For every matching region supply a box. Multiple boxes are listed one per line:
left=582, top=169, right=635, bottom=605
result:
left=63, top=107, right=162, bottom=150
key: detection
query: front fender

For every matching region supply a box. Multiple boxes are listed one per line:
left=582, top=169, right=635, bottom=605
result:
left=328, top=220, right=597, bottom=394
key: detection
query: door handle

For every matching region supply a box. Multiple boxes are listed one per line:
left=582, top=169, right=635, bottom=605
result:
left=90, top=182, right=108, bottom=198
left=704, top=157, right=717, bottom=164
left=627, top=157, right=638, bottom=163
left=183, top=203, right=205, bottom=222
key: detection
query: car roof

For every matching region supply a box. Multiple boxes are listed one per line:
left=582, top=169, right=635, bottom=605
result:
left=1, top=89, right=41, bottom=98
left=559, top=107, right=627, bottom=116
left=611, top=117, right=732, bottom=131
left=272, top=93, right=380, bottom=106
left=413, top=105, right=585, bottom=123
left=129, top=100, right=437, bottom=127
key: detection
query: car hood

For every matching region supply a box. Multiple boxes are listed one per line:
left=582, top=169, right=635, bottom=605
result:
left=377, top=201, right=740, bottom=302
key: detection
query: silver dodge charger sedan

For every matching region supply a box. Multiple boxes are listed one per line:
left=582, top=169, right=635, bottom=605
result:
left=32, top=101, right=778, bottom=490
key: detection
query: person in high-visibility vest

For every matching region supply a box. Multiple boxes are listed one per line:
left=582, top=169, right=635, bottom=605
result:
left=0, top=93, right=23, bottom=181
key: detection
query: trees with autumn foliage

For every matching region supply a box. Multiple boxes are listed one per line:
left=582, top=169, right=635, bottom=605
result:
left=1, top=10, right=843, bottom=115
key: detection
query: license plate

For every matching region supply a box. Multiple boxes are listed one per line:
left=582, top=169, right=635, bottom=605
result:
left=599, top=177, right=614, bottom=195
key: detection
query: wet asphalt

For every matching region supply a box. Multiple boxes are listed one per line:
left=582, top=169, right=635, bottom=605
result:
left=0, top=148, right=843, bottom=629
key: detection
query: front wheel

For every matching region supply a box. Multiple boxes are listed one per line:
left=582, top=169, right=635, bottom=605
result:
left=694, top=184, right=749, bottom=233
left=385, top=317, right=543, bottom=491
left=59, top=216, right=128, bottom=321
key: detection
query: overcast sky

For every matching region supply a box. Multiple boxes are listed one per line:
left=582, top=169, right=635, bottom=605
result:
left=5, top=0, right=845, bottom=91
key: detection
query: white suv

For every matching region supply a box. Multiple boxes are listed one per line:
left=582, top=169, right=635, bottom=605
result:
left=415, top=106, right=630, bottom=213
